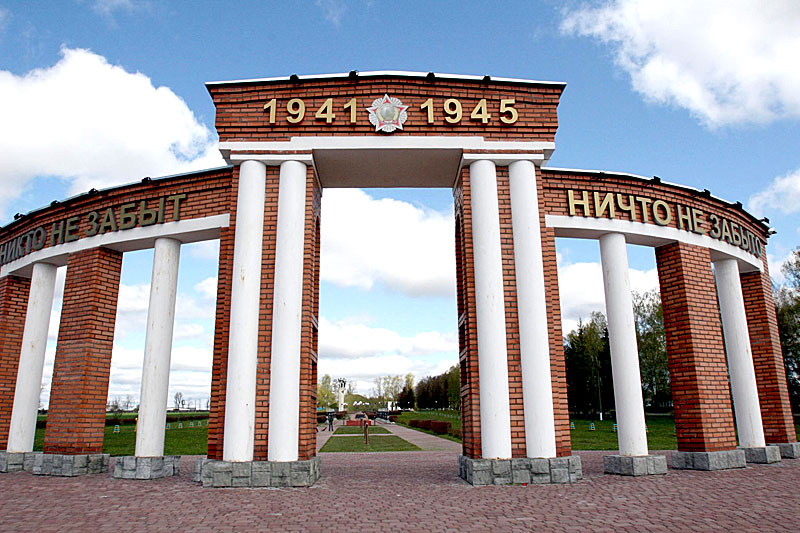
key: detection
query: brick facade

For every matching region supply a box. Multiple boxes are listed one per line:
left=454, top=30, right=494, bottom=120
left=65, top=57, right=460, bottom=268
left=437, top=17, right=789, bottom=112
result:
left=44, top=248, right=123, bottom=455
left=0, top=276, right=30, bottom=449
left=209, top=74, right=562, bottom=144
left=454, top=170, right=481, bottom=459
left=1, top=73, right=792, bottom=468
left=741, top=255, right=796, bottom=444
left=655, top=242, right=737, bottom=452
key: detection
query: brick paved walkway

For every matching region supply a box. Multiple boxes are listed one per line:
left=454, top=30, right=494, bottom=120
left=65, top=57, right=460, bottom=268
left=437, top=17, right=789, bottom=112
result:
left=1, top=450, right=798, bottom=532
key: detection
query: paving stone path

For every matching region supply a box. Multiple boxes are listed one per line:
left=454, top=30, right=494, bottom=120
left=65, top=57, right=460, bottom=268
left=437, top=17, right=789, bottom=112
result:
left=1, top=448, right=798, bottom=531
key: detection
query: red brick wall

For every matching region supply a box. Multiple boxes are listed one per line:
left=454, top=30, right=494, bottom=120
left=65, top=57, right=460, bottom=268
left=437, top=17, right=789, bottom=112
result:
left=298, top=168, right=321, bottom=461
left=655, top=242, right=737, bottom=452
left=454, top=169, right=481, bottom=459
left=206, top=169, right=237, bottom=460
left=209, top=76, right=562, bottom=143
left=539, top=210, right=571, bottom=457
left=741, top=256, right=797, bottom=444
left=0, top=168, right=232, bottom=260
left=0, top=275, right=30, bottom=449
left=44, top=248, right=122, bottom=454
left=496, top=169, right=526, bottom=458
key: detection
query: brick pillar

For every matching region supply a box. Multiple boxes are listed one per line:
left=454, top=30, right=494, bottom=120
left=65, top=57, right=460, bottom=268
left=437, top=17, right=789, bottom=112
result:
left=454, top=169, right=481, bottom=458
left=496, top=167, right=526, bottom=458
left=655, top=242, right=737, bottom=452
left=44, top=248, right=122, bottom=455
left=540, top=188, right=571, bottom=457
left=741, top=256, right=797, bottom=444
left=0, top=275, right=31, bottom=450
left=298, top=167, right=321, bottom=461
left=207, top=224, right=233, bottom=461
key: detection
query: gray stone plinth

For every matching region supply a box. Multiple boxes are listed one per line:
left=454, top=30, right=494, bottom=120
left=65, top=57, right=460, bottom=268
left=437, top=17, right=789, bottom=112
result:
left=195, top=456, right=321, bottom=488
left=772, top=442, right=800, bottom=459
left=458, top=455, right=582, bottom=486
left=604, top=454, right=667, bottom=476
left=742, top=446, right=781, bottom=464
left=31, top=453, right=110, bottom=476
left=113, top=456, right=181, bottom=480
left=671, top=449, right=746, bottom=471
left=0, top=452, right=41, bottom=473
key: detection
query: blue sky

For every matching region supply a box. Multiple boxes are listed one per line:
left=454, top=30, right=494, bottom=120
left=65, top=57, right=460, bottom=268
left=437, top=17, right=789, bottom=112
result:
left=1, top=1, right=798, bottom=406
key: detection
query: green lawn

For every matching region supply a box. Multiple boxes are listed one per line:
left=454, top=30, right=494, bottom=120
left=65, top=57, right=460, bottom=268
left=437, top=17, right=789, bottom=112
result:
left=396, top=410, right=461, bottom=431
left=34, top=422, right=209, bottom=456
left=569, top=416, right=677, bottom=450
left=333, top=426, right=390, bottom=435
left=320, top=435, right=421, bottom=452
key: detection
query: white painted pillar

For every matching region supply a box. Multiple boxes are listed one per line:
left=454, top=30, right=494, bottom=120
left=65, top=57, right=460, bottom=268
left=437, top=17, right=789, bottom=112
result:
left=599, top=233, right=649, bottom=456
left=508, top=160, right=556, bottom=458
left=7, top=262, right=57, bottom=453
left=135, top=238, right=181, bottom=457
left=469, top=159, right=512, bottom=459
left=223, top=160, right=266, bottom=462
left=715, top=258, right=765, bottom=448
left=267, top=160, right=307, bottom=462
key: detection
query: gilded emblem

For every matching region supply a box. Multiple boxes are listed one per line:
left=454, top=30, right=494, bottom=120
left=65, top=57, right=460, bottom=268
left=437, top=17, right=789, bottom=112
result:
left=367, top=94, right=409, bottom=133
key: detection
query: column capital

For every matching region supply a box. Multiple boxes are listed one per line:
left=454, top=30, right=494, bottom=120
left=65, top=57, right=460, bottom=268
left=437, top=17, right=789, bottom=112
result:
left=463, top=153, right=544, bottom=166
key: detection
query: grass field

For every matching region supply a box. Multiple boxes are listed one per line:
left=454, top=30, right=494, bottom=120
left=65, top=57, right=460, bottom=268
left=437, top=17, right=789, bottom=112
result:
left=30, top=413, right=800, bottom=455
left=333, top=426, right=390, bottom=435
left=33, top=422, right=209, bottom=456
left=320, top=435, right=421, bottom=453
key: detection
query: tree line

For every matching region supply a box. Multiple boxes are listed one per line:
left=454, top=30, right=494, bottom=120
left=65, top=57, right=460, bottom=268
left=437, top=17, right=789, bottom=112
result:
left=317, top=247, right=800, bottom=417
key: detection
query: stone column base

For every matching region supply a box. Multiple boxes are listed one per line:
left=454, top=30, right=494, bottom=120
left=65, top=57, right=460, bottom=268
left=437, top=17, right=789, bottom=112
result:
left=671, top=450, right=745, bottom=471
left=742, top=446, right=781, bottom=464
left=771, top=442, right=800, bottom=459
left=0, top=451, right=41, bottom=473
left=458, top=455, right=582, bottom=486
left=31, top=453, right=110, bottom=476
left=193, top=456, right=321, bottom=488
left=113, top=456, right=181, bottom=479
left=604, top=454, right=667, bottom=476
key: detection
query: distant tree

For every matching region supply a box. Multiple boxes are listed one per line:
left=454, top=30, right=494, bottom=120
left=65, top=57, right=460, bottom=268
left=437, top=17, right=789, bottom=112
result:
left=397, top=384, right=416, bottom=409
left=174, top=391, right=183, bottom=410
left=777, top=248, right=800, bottom=413
left=633, top=289, right=670, bottom=409
left=317, top=374, right=336, bottom=409
left=564, top=312, right=614, bottom=416
left=371, top=375, right=403, bottom=404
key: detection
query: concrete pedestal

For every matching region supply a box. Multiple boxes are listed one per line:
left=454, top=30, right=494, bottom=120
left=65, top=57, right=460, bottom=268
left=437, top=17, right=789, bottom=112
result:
left=742, top=446, right=781, bottom=464
left=773, top=442, right=800, bottom=459
left=194, top=456, right=321, bottom=488
left=31, top=453, right=110, bottom=476
left=671, top=450, right=746, bottom=471
left=0, top=451, right=40, bottom=472
left=113, top=456, right=181, bottom=479
left=458, top=455, right=582, bottom=486
left=604, top=454, right=667, bottom=476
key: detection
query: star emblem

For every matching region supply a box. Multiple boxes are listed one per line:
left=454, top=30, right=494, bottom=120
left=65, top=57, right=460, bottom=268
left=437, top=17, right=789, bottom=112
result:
left=367, top=94, right=409, bottom=133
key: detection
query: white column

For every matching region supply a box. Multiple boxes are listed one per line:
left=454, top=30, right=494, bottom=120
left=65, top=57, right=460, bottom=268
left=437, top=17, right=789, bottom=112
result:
left=715, top=258, right=765, bottom=448
left=223, top=160, right=266, bottom=462
left=469, top=159, right=512, bottom=459
left=135, top=238, right=181, bottom=457
left=599, top=233, right=649, bottom=456
left=7, top=262, right=57, bottom=453
left=267, top=160, right=307, bottom=462
left=508, top=160, right=556, bottom=458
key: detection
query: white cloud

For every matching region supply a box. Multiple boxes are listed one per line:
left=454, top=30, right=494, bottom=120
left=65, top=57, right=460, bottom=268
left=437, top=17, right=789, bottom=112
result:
left=91, top=0, right=136, bottom=15
left=561, top=0, right=800, bottom=126
left=748, top=168, right=800, bottom=217
left=185, top=240, right=220, bottom=262
left=321, top=189, right=455, bottom=298
left=0, top=47, right=224, bottom=218
left=315, top=0, right=346, bottom=26
left=194, top=276, right=218, bottom=300
left=319, top=316, right=457, bottom=360
left=558, top=258, right=659, bottom=335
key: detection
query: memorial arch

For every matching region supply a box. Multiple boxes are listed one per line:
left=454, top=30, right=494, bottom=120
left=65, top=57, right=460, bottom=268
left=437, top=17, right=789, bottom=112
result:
left=0, top=72, right=796, bottom=485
